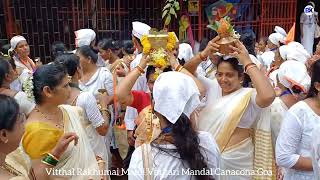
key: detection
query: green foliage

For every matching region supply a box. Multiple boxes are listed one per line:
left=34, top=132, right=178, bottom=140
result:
left=162, top=0, right=180, bottom=26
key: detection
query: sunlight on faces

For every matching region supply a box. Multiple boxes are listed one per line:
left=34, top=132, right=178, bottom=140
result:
left=15, top=40, right=30, bottom=57
left=216, top=61, right=243, bottom=95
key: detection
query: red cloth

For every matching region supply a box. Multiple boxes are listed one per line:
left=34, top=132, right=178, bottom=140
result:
left=129, top=90, right=151, bottom=114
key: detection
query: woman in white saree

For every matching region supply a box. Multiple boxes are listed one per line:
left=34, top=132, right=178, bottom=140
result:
left=184, top=38, right=276, bottom=179
left=22, top=63, right=102, bottom=180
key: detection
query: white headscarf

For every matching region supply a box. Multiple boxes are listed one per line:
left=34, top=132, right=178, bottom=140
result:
left=9, top=35, right=27, bottom=53
left=274, top=26, right=287, bottom=37
left=132, top=21, right=151, bottom=40
left=153, top=72, right=200, bottom=124
left=268, top=33, right=286, bottom=46
left=74, top=29, right=96, bottom=48
left=178, top=43, right=194, bottom=62
left=278, top=42, right=310, bottom=63
left=278, top=60, right=311, bottom=93
left=259, top=51, right=275, bottom=70
left=279, top=45, right=288, bottom=60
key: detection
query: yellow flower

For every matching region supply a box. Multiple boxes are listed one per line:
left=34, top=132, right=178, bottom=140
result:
left=155, top=57, right=167, bottom=68
left=141, top=35, right=151, bottom=54
left=167, top=32, right=177, bottom=51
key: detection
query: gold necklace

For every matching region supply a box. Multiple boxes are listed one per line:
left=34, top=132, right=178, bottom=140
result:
left=0, top=162, right=22, bottom=176
left=35, top=106, right=64, bottom=129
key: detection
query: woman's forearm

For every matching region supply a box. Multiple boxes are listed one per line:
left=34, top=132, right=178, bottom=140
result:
left=292, top=156, right=313, bottom=171
left=183, top=54, right=203, bottom=75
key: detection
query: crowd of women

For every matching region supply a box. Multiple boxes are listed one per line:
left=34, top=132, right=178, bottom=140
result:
left=0, top=19, right=320, bottom=180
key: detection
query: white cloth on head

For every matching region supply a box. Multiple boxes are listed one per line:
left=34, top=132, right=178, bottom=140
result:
left=75, top=29, right=96, bottom=48
left=260, top=51, right=275, bottom=70
left=132, top=22, right=151, bottom=40
left=14, top=91, right=35, bottom=116
left=279, top=45, right=289, bottom=60
left=153, top=72, right=201, bottom=124
left=275, top=26, right=287, bottom=37
left=277, top=60, right=311, bottom=93
left=269, top=33, right=286, bottom=46
left=286, top=46, right=310, bottom=64
left=178, top=43, right=194, bottom=62
left=9, top=35, right=27, bottom=52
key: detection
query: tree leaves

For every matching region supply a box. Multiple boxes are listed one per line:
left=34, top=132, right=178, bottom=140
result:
left=165, top=15, right=171, bottom=25
left=162, top=0, right=180, bottom=26
left=162, top=10, right=168, bottom=19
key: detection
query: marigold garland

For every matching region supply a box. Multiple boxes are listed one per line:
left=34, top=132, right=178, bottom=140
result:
left=166, top=32, right=177, bottom=51
left=141, top=35, right=151, bottom=54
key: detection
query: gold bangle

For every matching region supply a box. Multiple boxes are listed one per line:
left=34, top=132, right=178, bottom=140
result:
left=136, top=65, right=145, bottom=74
left=97, top=160, right=106, bottom=164
left=178, top=66, right=184, bottom=72
left=245, top=65, right=257, bottom=73
left=47, top=153, right=59, bottom=161
left=174, top=64, right=182, bottom=72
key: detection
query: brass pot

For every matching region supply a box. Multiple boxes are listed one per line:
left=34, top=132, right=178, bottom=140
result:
left=216, top=36, right=236, bottom=55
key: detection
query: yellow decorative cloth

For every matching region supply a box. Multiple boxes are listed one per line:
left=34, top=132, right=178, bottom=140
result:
left=22, top=121, right=63, bottom=159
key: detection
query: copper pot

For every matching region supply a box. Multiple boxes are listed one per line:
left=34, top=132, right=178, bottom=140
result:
left=217, top=33, right=236, bottom=55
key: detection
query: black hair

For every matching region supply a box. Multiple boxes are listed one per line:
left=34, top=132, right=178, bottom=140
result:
left=240, top=30, right=256, bottom=56
left=146, top=65, right=156, bottom=81
left=98, top=38, right=121, bottom=51
left=55, top=54, right=80, bottom=76
left=51, top=41, right=66, bottom=60
left=217, top=57, right=244, bottom=77
left=132, top=35, right=143, bottom=48
left=0, top=57, right=10, bottom=87
left=199, top=38, right=209, bottom=52
left=0, top=95, right=19, bottom=131
left=151, top=113, right=210, bottom=180
left=307, top=60, right=320, bottom=98
left=76, top=45, right=98, bottom=64
left=122, top=40, right=134, bottom=54
left=32, top=63, right=67, bottom=104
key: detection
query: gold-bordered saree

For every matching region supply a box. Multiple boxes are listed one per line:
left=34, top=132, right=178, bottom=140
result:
left=198, top=88, right=275, bottom=180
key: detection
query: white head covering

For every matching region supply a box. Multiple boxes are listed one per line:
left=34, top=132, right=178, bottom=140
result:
left=286, top=45, right=310, bottom=64
left=132, top=21, right=151, bottom=40
left=274, top=26, right=287, bottom=37
left=279, top=45, right=289, bottom=60
left=9, top=35, right=27, bottom=52
left=178, top=43, right=194, bottom=62
left=278, top=60, right=311, bottom=93
left=260, top=51, right=275, bottom=69
left=268, top=33, right=286, bottom=46
left=153, top=72, right=200, bottom=124
left=74, top=29, right=96, bottom=48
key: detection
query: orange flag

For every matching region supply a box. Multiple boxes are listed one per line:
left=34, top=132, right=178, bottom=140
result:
left=286, top=23, right=295, bottom=44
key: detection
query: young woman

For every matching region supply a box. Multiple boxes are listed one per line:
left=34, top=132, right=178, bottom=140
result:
left=0, top=95, right=79, bottom=180
left=185, top=37, right=276, bottom=179
left=22, top=63, right=101, bottom=179
left=276, top=60, right=320, bottom=179
left=98, top=39, right=121, bottom=69
left=128, top=72, right=220, bottom=180
left=55, top=54, right=110, bottom=177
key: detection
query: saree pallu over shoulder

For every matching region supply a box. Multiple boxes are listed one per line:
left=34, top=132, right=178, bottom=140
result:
left=198, top=88, right=253, bottom=152
left=55, top=105, right=102, bottom=180
left=198, top=88, right=275, bottom=180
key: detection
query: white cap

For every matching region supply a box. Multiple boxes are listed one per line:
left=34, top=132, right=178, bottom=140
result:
left=132, top=21, right=151, bottom=40
left=74, top=29, right=96, bottom=48
left=178, top=43, right=194, bottom=62
left=274, top=26, right=287, bottom=37
left=278, top=60, right=311, bottom=93
left=268, top=33, right=286, bottom=46
left=9, top=35, right=27, bottom=52
left=153, top=72, right=200, bottom=124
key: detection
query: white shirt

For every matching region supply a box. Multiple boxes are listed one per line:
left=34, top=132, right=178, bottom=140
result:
left=79, top=67, right=114, bottom=97
left=128, top=131, right=220, bottom=180
left=276, top=101, right=320, bottom=179
left=198, top=75, right=262, bottom=128
left=312, top=126, right=320, bottom=180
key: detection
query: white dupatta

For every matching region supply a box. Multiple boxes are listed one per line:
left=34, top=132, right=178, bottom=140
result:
left=55, top=105, right=101, bottom=180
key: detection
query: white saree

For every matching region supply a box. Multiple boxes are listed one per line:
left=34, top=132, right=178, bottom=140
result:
left=54, top=105, right=103, bottom=180
left=198, top=88, right=275, bottom=180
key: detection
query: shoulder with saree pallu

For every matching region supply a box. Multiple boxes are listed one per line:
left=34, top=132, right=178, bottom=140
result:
left=198, top=87, right=276, bottom=179
left=22, top=105, right=102, bottom=180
